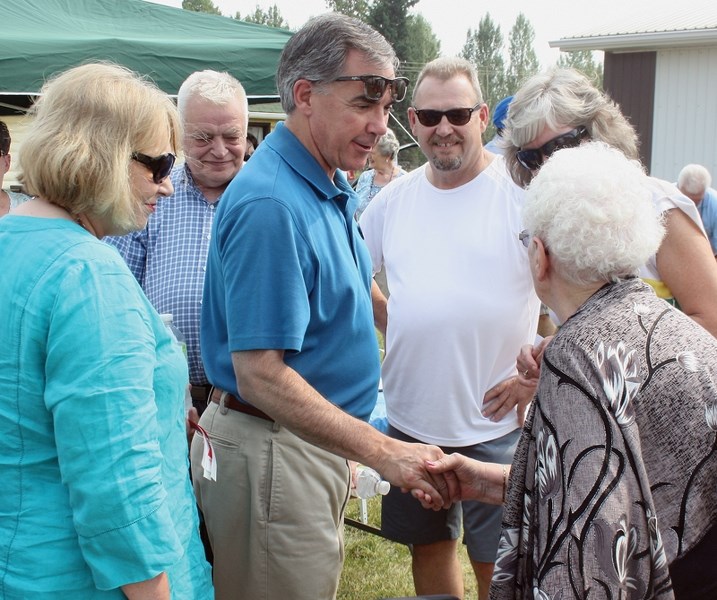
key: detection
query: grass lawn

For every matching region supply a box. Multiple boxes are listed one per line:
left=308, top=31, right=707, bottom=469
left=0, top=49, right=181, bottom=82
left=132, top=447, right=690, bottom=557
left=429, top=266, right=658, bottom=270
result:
left=338, top=496, right=478, bottom=600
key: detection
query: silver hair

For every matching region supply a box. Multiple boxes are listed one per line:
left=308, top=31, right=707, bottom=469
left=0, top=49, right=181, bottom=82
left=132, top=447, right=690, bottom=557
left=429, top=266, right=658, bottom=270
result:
left=374, top=128, right=400, bottom=160
left=412, top=56, right=483, bottom=105
left=523, top=142, right=665, bottom=286
left=276, top=13, right=399, bottom=114
left=504, top=68, right=639, bottom=188
left=677, top=164, right=712, bottom=195
left=176, top=70, right=248, bottom=123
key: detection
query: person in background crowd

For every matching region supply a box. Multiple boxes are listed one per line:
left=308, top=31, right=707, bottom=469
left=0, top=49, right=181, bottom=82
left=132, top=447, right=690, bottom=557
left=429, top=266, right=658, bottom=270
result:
left=244, top=131, right=258, bottom=160
left=107, top=70, right=248, bottom=413
left=677, top=163, right=717, bottom=256
left=483, top=95, right=512, bottom=155
left=360, top=57, right=539, bottom=600
left=0, top=62, right=213, bottom=599
left=354, top=127, right=406, bottom=218
left=421, top=142, right=717, bottom=600
left=0, top=120, right=31, bottom=215
left=191, top=13, right=450, bottom=600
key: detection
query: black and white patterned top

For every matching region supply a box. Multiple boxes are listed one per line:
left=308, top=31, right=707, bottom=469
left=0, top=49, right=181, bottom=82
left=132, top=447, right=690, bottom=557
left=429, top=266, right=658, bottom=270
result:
left=492, top=278, right=717, bottom=599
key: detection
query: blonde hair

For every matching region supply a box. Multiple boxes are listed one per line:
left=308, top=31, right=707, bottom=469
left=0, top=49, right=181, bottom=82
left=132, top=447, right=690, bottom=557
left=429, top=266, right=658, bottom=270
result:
left=19, top=62, right=181, bottom=234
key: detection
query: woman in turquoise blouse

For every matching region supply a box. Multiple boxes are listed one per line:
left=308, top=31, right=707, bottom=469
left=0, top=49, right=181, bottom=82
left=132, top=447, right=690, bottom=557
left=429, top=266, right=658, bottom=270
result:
left=0, top=64, right=213, bottom=599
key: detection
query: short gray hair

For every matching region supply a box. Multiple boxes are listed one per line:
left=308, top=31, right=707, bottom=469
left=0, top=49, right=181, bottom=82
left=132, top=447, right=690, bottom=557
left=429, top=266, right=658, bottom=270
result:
left=276, top=13, right=399, bottom=114
left=523, top=142, right=665, bottom=286
left=374, top=128, right=400, bottom=160
left=412, top=56, right=483, bottom=105
left=177, top=70, right=248, bottom=123
left=504, top=68, right=639, bottom=188
left=677, top=164, right=712, bottom=196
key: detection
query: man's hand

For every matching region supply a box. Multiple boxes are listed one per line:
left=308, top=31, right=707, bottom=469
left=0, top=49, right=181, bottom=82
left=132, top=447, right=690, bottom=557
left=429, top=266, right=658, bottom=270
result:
left=481, top=376, right=535, bottom=426
left=375, top=441, right=453, bottom=510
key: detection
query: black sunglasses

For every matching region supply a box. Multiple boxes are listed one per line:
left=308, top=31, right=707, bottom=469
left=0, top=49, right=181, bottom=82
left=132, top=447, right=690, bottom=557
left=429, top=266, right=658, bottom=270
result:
left=131, top=152, right=176, bottom=183
left=518, top=229, right=531, bottom=248
left=413, top=102, right=482, bottom=127
left=332, top=75, right=409, bottom=103
left=516, top=126, right=589, bottom=171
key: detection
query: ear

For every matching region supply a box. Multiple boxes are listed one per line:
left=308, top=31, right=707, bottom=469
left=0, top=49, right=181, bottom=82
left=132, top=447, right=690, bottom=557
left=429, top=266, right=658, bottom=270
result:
left=292, top=79, right=315, bottom=116
left=531, top=236, right=551, bottom=282
left=407, top=107, right=418, bottom=136
left=477, top=103, right=490, bottom=133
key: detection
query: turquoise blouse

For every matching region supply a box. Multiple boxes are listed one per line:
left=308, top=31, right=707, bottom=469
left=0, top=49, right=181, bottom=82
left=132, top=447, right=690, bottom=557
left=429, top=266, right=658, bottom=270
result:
left=0, top=216, right=213, bottom=598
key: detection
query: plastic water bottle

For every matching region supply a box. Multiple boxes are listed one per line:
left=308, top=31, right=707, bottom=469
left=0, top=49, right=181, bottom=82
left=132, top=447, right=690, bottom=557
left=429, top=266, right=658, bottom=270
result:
left=354, top=465, right=390, bottom=499
left=160, top=313, right=193, bottom=416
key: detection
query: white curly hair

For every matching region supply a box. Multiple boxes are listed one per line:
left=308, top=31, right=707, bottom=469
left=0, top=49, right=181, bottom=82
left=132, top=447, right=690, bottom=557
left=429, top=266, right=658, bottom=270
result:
left=523, top=142, right=665, bottom=286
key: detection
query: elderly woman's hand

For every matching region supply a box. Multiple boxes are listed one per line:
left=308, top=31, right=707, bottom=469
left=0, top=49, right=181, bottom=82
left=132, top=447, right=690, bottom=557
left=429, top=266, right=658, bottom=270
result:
left=481, top=375, right=536, bottom=426
left=516, top=336, right=553, bottom=387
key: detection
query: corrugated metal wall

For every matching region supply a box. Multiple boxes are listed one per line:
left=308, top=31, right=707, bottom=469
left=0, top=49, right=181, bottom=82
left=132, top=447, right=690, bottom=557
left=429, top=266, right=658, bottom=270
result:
left=651, top=47, right=717, bottom=182
left=604, top=51, right=656, bottom=172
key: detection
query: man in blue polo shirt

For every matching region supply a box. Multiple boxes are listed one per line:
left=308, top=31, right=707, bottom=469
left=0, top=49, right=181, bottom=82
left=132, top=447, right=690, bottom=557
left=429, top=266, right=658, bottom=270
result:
left=190, top=13, right=451, bottom=600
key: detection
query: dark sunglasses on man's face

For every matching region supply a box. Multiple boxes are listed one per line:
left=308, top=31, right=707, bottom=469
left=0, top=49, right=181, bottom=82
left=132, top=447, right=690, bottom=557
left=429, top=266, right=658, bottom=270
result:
left=332, top=75, right=409, bottom=103
left=516, top=126, right=589, bottom=171
left=412, top=102, right=482, bottom=127
left=131, top=152, right=176, bottom=184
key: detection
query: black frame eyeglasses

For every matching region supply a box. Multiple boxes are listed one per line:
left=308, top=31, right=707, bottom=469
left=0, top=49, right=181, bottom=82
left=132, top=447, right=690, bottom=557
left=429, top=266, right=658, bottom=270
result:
left=518, top=230, right=531, bottom=248
left=413, top=102, right=482, bottom=127
left=131, top=152, right=176, bottom=183
left=332, top=75, right=409, bottom=103
left=516, top=126, right=589, bottom=171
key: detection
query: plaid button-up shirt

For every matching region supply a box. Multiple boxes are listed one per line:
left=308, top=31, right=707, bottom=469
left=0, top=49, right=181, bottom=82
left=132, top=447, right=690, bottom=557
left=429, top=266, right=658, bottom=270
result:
left=106, top=164, right=219, bottom=385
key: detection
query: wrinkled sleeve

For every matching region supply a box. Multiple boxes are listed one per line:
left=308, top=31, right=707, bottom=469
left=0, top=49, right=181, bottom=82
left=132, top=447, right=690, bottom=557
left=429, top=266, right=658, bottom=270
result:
left=43, top=247, right=182, bottom=590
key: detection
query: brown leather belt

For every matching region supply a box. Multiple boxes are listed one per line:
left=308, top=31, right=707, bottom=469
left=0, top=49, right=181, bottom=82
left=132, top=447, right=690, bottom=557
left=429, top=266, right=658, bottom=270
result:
left=210, top=388, right=274, bottom=422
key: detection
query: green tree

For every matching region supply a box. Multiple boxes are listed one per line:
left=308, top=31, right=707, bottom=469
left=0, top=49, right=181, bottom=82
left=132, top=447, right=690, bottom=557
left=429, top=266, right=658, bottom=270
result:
left=182, top=0, right=221, bottom=15
left=461, top=13, right=507, bottom=141
left=367, top=0, right=419, bottom=64
left=557, top=50, right=603, bottom=88
left=235, top=4, right=290, bottom=29
left=506, top=13, right=540, bottom=93
left=325, top=0, right=371, bottom=20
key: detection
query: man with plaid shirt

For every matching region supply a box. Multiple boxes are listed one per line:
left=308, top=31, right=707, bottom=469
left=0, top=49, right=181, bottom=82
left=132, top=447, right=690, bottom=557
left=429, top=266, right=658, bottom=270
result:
left=107, top=70, right=248, bottom=412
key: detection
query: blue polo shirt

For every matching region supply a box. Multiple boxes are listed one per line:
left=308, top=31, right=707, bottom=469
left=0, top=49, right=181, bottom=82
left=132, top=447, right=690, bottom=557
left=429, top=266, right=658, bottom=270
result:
left=697, top=187, right=717, bottom=255
left=201, top=122, right=380, bottom=420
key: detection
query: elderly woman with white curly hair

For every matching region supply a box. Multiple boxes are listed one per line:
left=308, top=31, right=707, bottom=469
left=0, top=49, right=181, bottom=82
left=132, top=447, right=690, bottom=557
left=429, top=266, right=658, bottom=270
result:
left=418, top=142, right=717, bottom=599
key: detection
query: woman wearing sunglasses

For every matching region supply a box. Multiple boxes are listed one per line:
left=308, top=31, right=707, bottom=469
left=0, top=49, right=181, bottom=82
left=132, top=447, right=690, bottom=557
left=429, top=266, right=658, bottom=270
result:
left=504, top=68, right=717, bottom=343
left=0, top=63, right=213, bottom=598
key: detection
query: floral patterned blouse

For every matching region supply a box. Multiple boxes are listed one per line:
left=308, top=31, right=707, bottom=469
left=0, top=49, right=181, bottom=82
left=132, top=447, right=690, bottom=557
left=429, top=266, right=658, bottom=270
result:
left=492, top=278, right=717, bottom=599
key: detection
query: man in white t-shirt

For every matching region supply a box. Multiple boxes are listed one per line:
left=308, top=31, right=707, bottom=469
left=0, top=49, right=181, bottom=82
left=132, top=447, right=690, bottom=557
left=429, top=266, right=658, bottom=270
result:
left=360, top=57, right=540, bottom=600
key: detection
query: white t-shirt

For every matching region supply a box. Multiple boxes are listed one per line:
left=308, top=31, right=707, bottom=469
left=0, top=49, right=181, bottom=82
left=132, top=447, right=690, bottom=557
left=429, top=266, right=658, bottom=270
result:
left=640, top=177, right=705, bottom=300
left=360, top=157, right=540, bottom=446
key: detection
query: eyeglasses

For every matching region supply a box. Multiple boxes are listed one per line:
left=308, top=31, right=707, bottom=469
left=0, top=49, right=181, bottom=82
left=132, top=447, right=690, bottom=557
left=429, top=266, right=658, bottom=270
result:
left=413, top=102, right=482, bottom=127
left=518, top=230, right=531, bottom=248
left=331, top=75, right=409, bottom=103
left=131, top=152, right=176, bottom=183
left=516, top=126, right=589, bottom=171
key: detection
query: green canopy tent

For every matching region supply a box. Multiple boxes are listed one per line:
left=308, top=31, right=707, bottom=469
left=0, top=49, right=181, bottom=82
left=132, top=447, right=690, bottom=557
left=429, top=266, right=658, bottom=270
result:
left=0, top=0, right=293, bottom=111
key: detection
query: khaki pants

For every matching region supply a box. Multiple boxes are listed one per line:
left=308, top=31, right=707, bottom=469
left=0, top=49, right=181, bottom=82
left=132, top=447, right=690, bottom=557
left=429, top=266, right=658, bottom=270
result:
left=190, top=401, right=350, bottom=600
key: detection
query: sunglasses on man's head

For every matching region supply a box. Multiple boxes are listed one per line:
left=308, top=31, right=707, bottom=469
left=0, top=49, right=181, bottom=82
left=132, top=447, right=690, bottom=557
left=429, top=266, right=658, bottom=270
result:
left=332, top=75, right=409, bottom=103
left=131, top=152, right=176, bottom=184
left=516, top=126, right=589, bottom=171
left=412, top=102, right=482, bottom=127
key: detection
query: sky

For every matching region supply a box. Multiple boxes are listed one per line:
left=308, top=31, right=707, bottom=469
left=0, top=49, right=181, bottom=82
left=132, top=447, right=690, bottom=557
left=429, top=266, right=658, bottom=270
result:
left=148, top=0, right=712, bottom=67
